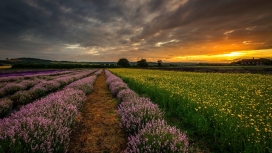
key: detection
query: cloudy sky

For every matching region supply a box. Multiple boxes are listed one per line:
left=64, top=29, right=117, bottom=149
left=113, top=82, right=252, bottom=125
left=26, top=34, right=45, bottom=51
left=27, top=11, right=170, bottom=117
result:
left=1, top=0, right=272, bottom=62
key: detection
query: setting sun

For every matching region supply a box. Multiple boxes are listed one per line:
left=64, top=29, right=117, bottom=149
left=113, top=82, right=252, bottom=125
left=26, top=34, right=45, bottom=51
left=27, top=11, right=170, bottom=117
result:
left=223, top=52, right=245, bottom=57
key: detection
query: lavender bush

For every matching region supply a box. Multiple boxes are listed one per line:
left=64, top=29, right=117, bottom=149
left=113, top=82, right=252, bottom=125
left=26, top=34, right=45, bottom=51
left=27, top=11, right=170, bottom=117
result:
left=109, top=81, right=129, bottom=95
left=0, top=98, right=13, bottom=117
left=0, top=83, right=25, bottom=97
left=20, top=79, right=40, bottom=90
left=0, top=79, right=40, bottom=98
left=105, top=72, right=123, bottom=85
left=39, top=80, right=61, bottom=92
left=54, top=69, right=97, bottom=87
left=55, top=76, right=75, bottom=86
left=10, top=90, right=33, bottom=105
left=105, top=70, right=129, bottom=95
left=117, top=89, right=139, bottom=103
left=94, top=69, right=103, bottom=76
left=29, top=85, right=47, bottom=99
left=118, top=97, right=163, bottom=135
left=126, top=119, right=189, bottom=153
left=0, top=76, right=23, bottom=83
left=0, top=82, right=7, bottom=88
left=65, top=75, right=97, bottom=94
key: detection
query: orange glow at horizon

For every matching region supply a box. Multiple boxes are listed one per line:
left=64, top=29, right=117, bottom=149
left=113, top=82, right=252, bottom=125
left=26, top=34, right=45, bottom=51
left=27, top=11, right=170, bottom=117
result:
left=171, top=49, right=272, bottom=63
left=128, top=49, right=272, bottom=63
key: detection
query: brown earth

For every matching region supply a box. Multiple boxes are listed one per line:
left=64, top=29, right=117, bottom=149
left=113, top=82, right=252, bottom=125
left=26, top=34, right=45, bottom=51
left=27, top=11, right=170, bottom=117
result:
left=68, top=70, right=127, bottom=153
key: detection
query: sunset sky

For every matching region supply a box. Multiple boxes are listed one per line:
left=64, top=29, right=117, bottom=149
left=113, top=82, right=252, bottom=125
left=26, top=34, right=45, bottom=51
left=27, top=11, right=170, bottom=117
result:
left=1, top=0, right=272, bottom=63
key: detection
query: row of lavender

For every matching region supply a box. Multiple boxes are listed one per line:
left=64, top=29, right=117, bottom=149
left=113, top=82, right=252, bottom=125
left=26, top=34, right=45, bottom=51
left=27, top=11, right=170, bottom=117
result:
left=105, top=70, right=189, bottom=153
left=0, top=70, right=73, bottom=83
left=0, top=70, right=74, bottom=95
left=0, top=70, right=97, bottom=118
left=0, top=69, right=103, bottom=153
left=0, top=70, right=66, bottom=78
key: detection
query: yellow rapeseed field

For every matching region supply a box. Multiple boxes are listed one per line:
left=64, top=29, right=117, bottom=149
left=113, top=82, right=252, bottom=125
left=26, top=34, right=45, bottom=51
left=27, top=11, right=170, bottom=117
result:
left=109, top=68, right=272, bottom=152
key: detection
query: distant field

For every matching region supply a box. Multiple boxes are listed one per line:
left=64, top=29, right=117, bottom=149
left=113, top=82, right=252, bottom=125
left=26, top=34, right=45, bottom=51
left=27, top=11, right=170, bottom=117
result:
left=0, top=66, right=11, bottom=69
left=150, top=65, right=272, bottom=74
left=109, top=68, right=272, bottom=153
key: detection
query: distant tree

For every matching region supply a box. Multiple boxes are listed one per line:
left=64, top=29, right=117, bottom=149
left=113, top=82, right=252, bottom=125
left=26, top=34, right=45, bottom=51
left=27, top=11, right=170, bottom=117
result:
left=137, top=59, right=148, bottom=67
left=6, top=58, right=8, bottom=60
left=117, top=58, right=130, bottom=67
left=157, top=60, right=162, bottom=67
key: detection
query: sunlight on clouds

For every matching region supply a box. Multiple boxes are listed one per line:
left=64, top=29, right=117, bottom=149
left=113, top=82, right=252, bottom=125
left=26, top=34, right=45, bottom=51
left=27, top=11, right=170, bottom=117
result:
left=155, top=39, right=179, bottom=47
left=86, top=50, right=99, bottom=55
left=224, top=30, right=234, bottom=39
left=85, top=17, right=102, bottom=24
left=246, top=26, right=257, bottom=31
left=132, top=42, right=141, bottom=46
left=86, top=47, right=101, bottom=55
left=65, top=44, right=100, bottom=56
left=66, top=44, right=81, bottom=49
left=243, top=41, right=251, bottom=45
left=167, top=0, right=188, bottom=11
left=224, top=30, right=234, bottom=35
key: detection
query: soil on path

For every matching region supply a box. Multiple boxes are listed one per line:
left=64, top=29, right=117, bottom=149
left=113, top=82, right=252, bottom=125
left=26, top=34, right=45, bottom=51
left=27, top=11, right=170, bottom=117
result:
left=68, top=70, right=127, bottom=153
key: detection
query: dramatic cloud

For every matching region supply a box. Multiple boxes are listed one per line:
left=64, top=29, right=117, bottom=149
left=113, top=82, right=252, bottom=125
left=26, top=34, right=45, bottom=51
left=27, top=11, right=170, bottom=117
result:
left=1, top=0, right=272, bottom=62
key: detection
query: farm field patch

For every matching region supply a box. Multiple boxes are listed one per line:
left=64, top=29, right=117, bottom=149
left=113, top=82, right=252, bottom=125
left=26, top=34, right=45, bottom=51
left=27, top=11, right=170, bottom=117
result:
left=0, top=66, right=12, bottom=69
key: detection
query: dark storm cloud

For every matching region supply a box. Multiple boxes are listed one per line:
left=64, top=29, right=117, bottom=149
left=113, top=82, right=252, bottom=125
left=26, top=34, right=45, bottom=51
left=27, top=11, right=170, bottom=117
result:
left=136, top=0, right=272, bottom=50
left=0, top=0, right=272, bottom=61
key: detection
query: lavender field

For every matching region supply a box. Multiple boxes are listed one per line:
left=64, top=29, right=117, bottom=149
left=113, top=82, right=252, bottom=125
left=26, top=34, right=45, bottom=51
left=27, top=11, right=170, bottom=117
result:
left=0, top=69, right=103, bottom=152
left=1, top=69, right=192, bottom=153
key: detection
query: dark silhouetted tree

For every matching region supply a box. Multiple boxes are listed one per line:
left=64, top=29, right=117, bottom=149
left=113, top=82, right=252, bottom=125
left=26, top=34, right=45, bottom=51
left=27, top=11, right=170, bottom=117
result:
left=117, top=58, right=130, bottom=67
left=157, top=60, right=162, bottom=67
left=137, top=59, right=148, bottom=67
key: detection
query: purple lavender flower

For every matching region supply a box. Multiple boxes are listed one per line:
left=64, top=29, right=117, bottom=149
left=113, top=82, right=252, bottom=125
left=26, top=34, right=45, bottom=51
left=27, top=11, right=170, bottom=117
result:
left=65, top=75, right=97, bottom=94
left=126, top=119, right=189, bottom=153
left=118, top=97, right=163, bottom=135
left=0, top=76, right=23, bottom=82
left=0, top=83, right=25, bottom=97
left=109, top=81, right=129, bottom=95
left=117, top=89, right=139, bottom=103
left=94, top=69, right=103, bottom=76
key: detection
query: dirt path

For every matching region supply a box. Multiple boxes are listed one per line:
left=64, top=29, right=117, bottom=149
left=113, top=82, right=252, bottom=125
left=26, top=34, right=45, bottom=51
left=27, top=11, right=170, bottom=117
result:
left=68, top=70, right=127, bottom=153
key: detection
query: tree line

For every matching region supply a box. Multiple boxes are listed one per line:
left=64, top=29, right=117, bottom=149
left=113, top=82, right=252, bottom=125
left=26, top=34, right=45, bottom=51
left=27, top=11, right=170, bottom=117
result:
left=117, top=58, right=162, bottom=67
